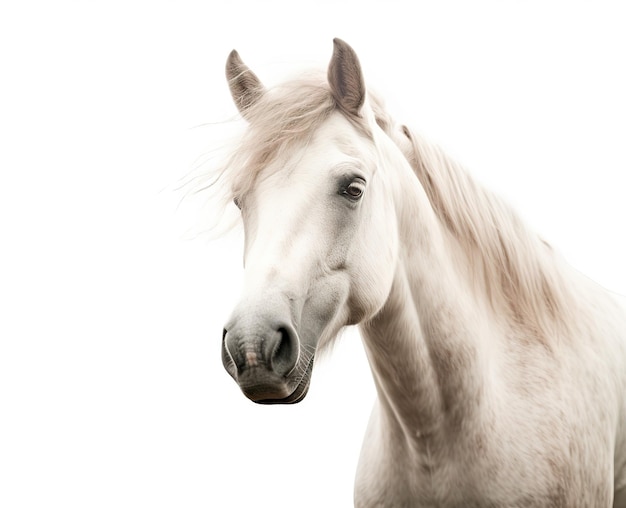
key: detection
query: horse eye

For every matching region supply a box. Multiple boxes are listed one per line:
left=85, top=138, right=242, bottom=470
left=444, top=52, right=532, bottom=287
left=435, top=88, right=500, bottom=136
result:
left=343, top=180, right=365, bottom=201
left=233, top=196, right=242, bottom=210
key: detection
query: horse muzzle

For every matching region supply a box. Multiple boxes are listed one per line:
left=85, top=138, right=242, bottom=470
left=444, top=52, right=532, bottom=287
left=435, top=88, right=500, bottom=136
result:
left=221, top=314, right=312, bottom=404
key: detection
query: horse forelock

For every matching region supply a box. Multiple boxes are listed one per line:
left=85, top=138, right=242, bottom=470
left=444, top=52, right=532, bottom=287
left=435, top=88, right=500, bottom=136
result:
left=180, top=72, right=378, bottom=239
left=223, top=73, right=377, bottom=205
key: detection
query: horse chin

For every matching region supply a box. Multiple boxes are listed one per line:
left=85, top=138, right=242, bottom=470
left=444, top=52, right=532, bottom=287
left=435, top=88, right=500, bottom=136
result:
left=247, top=358, right=314, bottom=405
left=254, top=379, right=310, bottom=405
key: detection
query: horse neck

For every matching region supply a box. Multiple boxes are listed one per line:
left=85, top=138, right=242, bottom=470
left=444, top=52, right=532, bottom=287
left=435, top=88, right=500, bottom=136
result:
left=360, top=144, right=492, bottom=449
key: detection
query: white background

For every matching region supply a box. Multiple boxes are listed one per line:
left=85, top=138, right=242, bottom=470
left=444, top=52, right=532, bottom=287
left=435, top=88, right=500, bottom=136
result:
left=1, top=1, right=625, bottom=507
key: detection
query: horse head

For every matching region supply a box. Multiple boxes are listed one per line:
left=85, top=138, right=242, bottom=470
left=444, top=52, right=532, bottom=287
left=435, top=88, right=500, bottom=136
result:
left=220, top=40, right=404, bottom=403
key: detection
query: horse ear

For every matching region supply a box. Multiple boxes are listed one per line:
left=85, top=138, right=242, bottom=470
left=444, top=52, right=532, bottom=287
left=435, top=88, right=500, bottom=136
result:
left=327, top=38, right=366, bottom=117
left=225, top=49, right=265, bottom=119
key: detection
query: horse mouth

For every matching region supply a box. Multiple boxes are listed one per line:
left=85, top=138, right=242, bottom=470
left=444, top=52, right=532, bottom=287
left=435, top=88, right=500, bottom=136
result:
left=252, top=357, right=314, bottom=405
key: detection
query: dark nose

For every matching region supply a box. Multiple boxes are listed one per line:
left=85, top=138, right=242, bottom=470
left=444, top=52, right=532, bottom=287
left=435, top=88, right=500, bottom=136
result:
left=221, top=318, right=300, bottom=401
left=223, top=324, right=299, bottom=377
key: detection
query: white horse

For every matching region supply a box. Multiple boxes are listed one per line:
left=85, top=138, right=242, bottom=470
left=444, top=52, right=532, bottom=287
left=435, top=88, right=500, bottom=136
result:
left=216, top=39, right=626, bottom=507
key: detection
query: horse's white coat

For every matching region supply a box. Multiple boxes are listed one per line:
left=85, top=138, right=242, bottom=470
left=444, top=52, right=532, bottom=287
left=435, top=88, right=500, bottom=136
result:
left=219, top=40, right=626, bottom=507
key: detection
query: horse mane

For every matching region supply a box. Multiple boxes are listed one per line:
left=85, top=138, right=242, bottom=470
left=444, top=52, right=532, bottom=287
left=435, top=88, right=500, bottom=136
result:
left=199, top=71, right=576, bottom=337
left=372, top=101, right=576, bottom=338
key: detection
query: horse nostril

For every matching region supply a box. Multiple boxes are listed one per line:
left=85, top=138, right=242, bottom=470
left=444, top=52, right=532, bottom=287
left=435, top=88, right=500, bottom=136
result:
left=221, top=328, right=240, bottom=375
left=270, top=327, right=299, bottom=377
left=222, top=320, right=300, bottom=379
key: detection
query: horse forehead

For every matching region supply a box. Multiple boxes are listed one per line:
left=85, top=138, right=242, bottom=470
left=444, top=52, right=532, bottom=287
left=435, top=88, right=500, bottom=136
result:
left=249, top=113, right=372, bottom=201
left=250, top=122, right=363, bottom=229
left=271, top=130, right=366, bottom=186
left=315, top=113, right=370, bottom=154
left=290, top=118, right=373, bottom=180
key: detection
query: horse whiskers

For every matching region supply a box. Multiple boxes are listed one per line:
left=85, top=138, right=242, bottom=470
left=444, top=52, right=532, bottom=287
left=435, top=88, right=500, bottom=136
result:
left=293, top=344, right=316, bottom=380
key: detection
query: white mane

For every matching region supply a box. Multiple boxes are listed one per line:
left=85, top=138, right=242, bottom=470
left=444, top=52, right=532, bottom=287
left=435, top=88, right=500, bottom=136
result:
left=384, top=119, right=578, bottom=341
